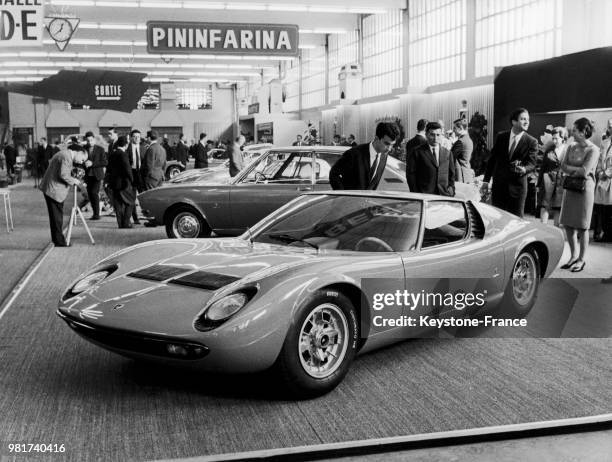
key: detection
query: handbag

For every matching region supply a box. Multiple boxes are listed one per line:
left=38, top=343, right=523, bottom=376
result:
left=563, top=176, right=586, bottom=192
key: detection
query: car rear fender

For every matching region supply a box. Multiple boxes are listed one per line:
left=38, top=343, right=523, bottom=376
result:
left=163, top=200, right=209, bottom=226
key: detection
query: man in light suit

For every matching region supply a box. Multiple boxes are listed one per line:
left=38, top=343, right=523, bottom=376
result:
left=451, top=118, right=475, bottom=184
left=329, top=122, right=399, bottom=190
left=407, top=121, right=455, bottom=197
left=39, top=144, right=87, bottom=246
left=483, top=107, right=537, bottom=217
left=228, top=135, right=245, bottom=177
left=141, top=130, right=166, bottom=191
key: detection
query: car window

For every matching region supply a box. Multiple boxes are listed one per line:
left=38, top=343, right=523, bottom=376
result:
left=240, top=151, right=313, bottom=184
left=314, top=152, right=340, bottom=184
left=422, top=201, right=467, bottom=248
left=253, top=195, right=422, bottom=252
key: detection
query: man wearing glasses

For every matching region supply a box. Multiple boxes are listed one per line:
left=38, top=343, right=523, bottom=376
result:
left=330, top=122, right=399, bottom=190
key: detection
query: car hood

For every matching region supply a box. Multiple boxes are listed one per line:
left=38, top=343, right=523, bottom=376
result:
left=58, top=239, right=350, bottom=335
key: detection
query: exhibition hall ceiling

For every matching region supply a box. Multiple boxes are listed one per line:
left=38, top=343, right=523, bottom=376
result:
left=0, top=0, right=405, bottom=84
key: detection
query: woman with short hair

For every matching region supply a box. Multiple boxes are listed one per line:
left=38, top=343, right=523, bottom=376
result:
left=559, top=118, right=600, bottom=272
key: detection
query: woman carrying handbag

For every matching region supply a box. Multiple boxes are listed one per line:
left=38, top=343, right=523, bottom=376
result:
left=558, top=118, right=600, bottom=272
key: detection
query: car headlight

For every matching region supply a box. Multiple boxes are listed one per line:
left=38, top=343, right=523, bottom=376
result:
left=205, top=292, right=249, bottom=322
left=71, top=271, right=111, bottom=294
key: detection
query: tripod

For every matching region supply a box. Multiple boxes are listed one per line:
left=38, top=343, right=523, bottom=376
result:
left=66, top=184, right=95, bottom=245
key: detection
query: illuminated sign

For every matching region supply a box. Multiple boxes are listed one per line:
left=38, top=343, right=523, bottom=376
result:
left=95, top=84, right=122, bottom=101
left=0, top=0, right=43, bottom=47
left=147, top=21, right=299, bottom=56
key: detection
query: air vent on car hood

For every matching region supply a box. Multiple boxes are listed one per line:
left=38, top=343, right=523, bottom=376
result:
left=467, top=201, right=485, bottom=239
left=170, top=271, right=240, bottom=290
left=128, top=264, right=189, bottom=281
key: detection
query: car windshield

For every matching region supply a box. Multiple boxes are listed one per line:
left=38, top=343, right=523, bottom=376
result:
left=252, top=195, right=422, bottom=252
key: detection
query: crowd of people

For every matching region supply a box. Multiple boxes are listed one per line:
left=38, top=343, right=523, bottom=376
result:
left=328, top=109, right=612, bottom=282
left=2, top=111, right=611, bottom=281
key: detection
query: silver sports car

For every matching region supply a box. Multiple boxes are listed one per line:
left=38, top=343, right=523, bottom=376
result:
left=57, top=191, right=564, bottom=398
left=139, top=146, right=408, bottom=239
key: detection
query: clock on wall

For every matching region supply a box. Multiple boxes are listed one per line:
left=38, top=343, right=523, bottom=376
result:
left=44, top=17, right=80, bottom=51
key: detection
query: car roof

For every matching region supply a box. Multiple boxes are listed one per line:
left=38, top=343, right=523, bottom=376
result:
left=304, top=190, right=465, bottom=202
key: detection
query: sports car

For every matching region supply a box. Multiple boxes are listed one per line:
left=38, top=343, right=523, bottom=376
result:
left=139, top=146, right=408, bottom=239
left=57, top=191, right=564, bottom=398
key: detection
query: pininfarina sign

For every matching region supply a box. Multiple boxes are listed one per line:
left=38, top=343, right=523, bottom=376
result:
left=146, top=21, right=299, bottom=56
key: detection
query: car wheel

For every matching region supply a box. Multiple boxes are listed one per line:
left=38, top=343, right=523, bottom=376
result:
left=274, top=290, right=359, bottom=398
left=165, top=206, right=210, bottom=239
left=500, top=249, right=540, bottom=317
left=166, top=165, right=183, bottom=180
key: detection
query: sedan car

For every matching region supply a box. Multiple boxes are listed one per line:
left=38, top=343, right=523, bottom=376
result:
left=139, top=146, right=408, bottom=238
left=57, top=191, right=563, bottom=397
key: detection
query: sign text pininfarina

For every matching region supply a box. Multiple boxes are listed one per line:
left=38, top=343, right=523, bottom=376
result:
left=147, top=21, right=299, bottom=56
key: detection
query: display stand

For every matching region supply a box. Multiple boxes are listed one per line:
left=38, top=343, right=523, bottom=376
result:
left=66, top=184, right=95, bottom=245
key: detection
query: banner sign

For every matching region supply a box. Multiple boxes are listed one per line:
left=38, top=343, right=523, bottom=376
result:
left=0, top=0, right=43, bottom=47
left=147, top=21, right=299, bottom=56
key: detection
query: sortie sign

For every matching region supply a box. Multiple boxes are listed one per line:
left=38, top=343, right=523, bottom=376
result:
left=0, top=0, right=43, bottom=47
left=147, top=21, right=299, bottom=57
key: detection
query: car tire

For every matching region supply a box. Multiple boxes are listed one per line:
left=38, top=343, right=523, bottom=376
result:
left=500, top=248, right=540, bottom=318
left=166, top=165, right=183, bottom=180
left=274, top=289, right=359, bottom=399
left=165, top=205, right=210, bottom=239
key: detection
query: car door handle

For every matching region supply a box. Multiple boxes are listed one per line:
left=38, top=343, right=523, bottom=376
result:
left=296, top=186, right=313, bottom=191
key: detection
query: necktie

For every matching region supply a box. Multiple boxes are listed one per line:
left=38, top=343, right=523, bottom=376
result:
left=135, top=147, right=140, bottom=170
left=509, top=135, right=517, bottom=158
left=369, top=153, right=380, bottom=180
left=432, top=147, right=438, bottom=165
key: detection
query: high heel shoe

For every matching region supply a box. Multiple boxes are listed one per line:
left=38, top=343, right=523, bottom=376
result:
left=570, top=261, right=586, bottom=272
left=560, top=259, right=578, bottom=269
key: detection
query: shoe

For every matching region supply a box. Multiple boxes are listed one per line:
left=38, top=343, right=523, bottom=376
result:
left=55, top=243, right=71, bottom=247
left=570, top=261, right=586, bottom=272
left=601, top=276, right=612, bottom=284
left=560, top=259, right=578, bottom=270
left=90, top=216, right=101, bottom=220
left=133, top=219, right=141, bottom=224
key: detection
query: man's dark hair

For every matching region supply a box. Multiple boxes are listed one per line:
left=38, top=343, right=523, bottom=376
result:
left=348, top=134, right=355, bottom=140
left=116, top=136, right=128, bottom=148
left=509, top=107, right=528, bottom=123
left=297, top=134, right=302, bottom=139
left=425, top=121, right=442, bottom=132
left=375, top=122, right=400, bottom=141
left=147, top=130, right=158, bottom=140
left=129, top=129, right=140, bottom=137
left=179, top=133, right=185, bottom=139
left=206, top=140, right=214, bottom=145
left=85, top=131, right=94, bottom=138
left=40, top=137, right=47, bottom=142
left=333, top=134, right=341, bottom=140
left=199, top=132, right=207, bottom=140
left=453, top=118, right=467, bottom=130
left=416, top=119, right=429, bottom=132
left=69, top=136, right=79, bottom=145
left=68, top=143, right=84, bottom=152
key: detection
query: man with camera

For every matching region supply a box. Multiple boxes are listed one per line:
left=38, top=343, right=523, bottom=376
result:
left=39, top=144, right=87, bottom=247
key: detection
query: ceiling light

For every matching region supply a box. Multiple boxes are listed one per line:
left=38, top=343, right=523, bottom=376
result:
left=299, top=45, right=316, bottom=49
left=226, top=3, right=266, bottom=10
left=101, top=24, right=138, bottom=30
left=140, top=1, right=176, bottom=7
left=143, top=77, right=170, bottom=82
left=78, top=53, right=105, bottom=58
left=79, top=23, right=99, bottom=29
left=268, top=4, right=307, bottom=11
left=182, top=2, right=224, bottom=9
left=71, top=39, right=102, bottom=45
left=49, top=0, right=95, bottom=5
left=96, top=1, right=138, bottom=6
left=309, top=6, right=348, bottom=13
left=49, top=52, right=77, bottom=58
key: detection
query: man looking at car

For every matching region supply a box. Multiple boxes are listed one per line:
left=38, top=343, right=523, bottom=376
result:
left=330, top=122, right=399, bottom=190
left=194, top=133, right=209, bottom=169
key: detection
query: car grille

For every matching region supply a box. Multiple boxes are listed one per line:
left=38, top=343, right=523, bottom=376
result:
left=171, top=271, right=240, bottom=290
left=128, top=264, right=189, bottom=281
left=58, top=312, right=209, bottom=360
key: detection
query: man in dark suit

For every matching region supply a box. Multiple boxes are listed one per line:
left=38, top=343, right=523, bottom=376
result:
left=329, top=122, right=399, bottom=190
left=107, top=127, right=118, bottom=155
left=36, top=137, right=55, bottom=177
left=407, top=121, right=455, bottom=196
left=83, top=131, right=108, bottom=220
left=451, top=118, right=475, bottom=184
left=141, top=130, right=166, bottom=190
left=175, top=133, right=189, bottom=166
left=404, top=119, right=428, bottom=161
left=194, top=133, right=209, bottom=169
left=483, top=107, right=537, bottom=217
left=292, top=135, right=305, bottom=146
left=127, top=129, right=143, bottom=224
left=106, top=136, right=135, bottom=228
left=3, top=141, right=16, bottom=175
